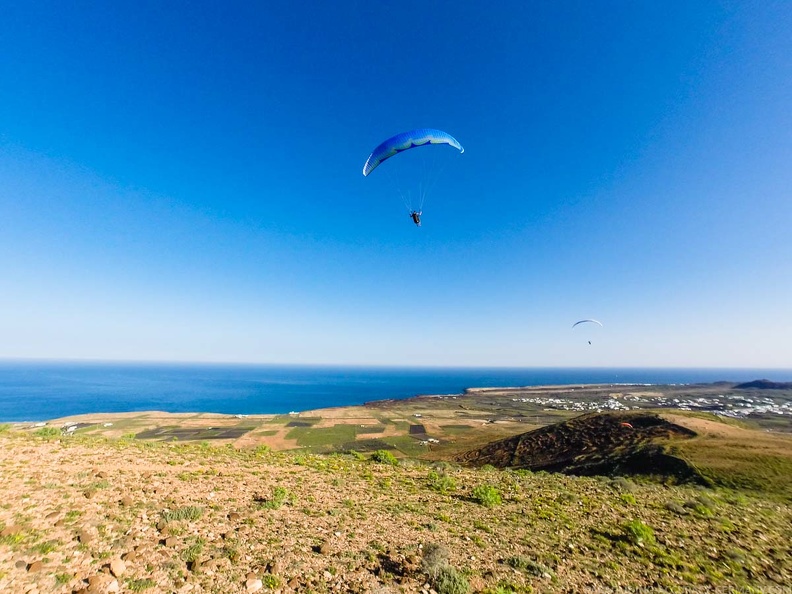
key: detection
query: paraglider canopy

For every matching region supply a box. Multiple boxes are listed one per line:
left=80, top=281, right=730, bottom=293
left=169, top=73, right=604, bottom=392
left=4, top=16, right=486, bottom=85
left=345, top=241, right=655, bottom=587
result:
left=572, top=319, right=603, bottom=328
left=362, top=129, right=464, bottom=177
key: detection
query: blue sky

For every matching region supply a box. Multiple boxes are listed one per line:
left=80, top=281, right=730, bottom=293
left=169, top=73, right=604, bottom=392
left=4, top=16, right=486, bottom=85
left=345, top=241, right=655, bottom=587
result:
left=1, top=1, right=790, bottom=367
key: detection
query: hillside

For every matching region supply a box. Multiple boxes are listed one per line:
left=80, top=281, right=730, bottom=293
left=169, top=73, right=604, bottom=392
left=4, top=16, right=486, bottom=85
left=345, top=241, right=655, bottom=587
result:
left=456, top=411, right=792, bottom=500
left=456, top=412, right=700, bottom=482
left=734, top=379, right=792, bottom=390
left=1, top=426, right=791, bottom=593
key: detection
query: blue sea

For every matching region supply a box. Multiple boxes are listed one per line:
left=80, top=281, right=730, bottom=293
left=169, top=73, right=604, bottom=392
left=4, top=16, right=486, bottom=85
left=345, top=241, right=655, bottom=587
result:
left=1, top=361, right=792, bottom=422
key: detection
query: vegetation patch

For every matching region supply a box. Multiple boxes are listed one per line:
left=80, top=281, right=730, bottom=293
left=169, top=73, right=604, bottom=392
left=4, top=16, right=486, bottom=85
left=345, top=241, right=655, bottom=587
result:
left=161, top=506, right=203, bottom=523
left=471, top=484, right=502, bottom=507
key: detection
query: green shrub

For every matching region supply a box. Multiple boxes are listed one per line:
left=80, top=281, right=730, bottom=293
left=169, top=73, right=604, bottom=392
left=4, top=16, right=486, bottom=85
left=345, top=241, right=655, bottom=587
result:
left=161, top=506, right=203, bottom=523
left=257, top=486, right=291, bottom=509
left=422, top=543, right=450, bottom=579
left=471, top=484, right=502, bottom=507
left=126, top=578, right=156, bottom=591
left=428, top=470, right=457, bottom=494
left=683, top=499, right=714, bottom=517
left=620, top=493, right=637, bottom=505
left=262, top=575, right=281, bottom=588
left=434, top=565, right=470, bottom=594
left=664, top=501, right=687, bottom=515
left=610, top=477, right=636, bottom=493
left=622, top=519, right=655, bottom=546
left=371, top=449, right=399, bottom=465
left=0, top=423, right=11, bottom=434
left=181, top=537, right=205, bottom=563
left=253, top=444, right=271, bottom=457
left=504, top=555, right=550, bottom=577
left=34, top=427, right=60, bottom=438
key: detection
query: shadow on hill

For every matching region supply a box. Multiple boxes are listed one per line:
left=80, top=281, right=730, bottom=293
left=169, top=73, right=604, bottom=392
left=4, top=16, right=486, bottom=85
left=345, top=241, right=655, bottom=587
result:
left=456, top=412, right=704, bottom=484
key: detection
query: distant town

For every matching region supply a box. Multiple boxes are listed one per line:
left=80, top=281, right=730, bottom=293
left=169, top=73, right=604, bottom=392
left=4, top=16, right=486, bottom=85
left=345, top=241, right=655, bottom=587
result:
left=510, top=390, right=792, bottom=418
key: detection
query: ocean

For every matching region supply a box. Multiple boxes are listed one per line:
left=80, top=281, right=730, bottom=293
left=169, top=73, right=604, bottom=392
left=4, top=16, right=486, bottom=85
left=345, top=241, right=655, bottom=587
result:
left=1, top=361, right=791, bottom=422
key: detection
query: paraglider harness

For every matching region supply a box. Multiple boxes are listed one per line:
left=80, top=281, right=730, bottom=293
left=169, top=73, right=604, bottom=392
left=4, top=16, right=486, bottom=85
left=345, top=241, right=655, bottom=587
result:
left=410, top=210, right=422, bottom=226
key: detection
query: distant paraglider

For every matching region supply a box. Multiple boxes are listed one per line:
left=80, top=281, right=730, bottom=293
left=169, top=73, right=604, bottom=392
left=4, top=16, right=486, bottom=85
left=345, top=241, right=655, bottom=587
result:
left=572, top=319, right=603, bottom=345
left=363, top=129, right=464, bottom=225
left=572, top=319, right=603, bottom=329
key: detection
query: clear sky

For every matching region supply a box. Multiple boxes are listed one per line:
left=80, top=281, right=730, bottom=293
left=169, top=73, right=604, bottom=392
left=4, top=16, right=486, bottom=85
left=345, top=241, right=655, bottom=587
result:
left=1, top=1, right=790, bottom=367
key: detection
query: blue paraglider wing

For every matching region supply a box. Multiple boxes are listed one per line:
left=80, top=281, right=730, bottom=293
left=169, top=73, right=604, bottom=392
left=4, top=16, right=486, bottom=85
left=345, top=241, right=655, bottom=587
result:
left=363, top=129, right=464, bottom=176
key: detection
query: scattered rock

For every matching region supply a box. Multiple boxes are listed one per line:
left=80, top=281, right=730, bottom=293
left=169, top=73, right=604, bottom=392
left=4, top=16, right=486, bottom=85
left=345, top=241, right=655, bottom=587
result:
left=0, top=524, right=21, bottom=537
left=45, top=511, right=59, bottom=520
left=87, top=573, right=113, bottom=593
left=318, top=539, right=333, bottom=555
left=27, top=560, right=44, bottom=572
left=267, top=558, right=285, bottom=574
left=84, top=490, right=97, bottom=500
left=245, top=578, right=263, bottom=592
left=109, top=557, right=126, bottom=577
left=165, top=536, right=178, bottom=547
left=228, top=512, right=241, bottom=522
left=78, top=530, right=94, bottom=544
left=121, top=551, right=137, bottom=562
left=120, top=496, right=133, bottom=507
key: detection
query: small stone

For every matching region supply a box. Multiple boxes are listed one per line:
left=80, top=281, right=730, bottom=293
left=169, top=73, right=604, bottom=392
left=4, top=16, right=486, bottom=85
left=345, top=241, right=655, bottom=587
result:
left=156, top=519, right=168, bottom=531
left=87, top=573, right=113, bottom=593
left=246, top=571, right=258, bottom=580
left=0, top=524, right=21, bottom=537
left=15, top=560, right=27, bottom=569
left=121, top=551, right=137, bottom=562
left=120, top=497, right=133, bottom=507
left=109, top=558, right=126, bottom=577
left=165, top=537, right=178, bottom=547
left=245, top=578, right=263, bottom=592
left=78, top=530, right=94, bottom=544
left=27, top=560, right=43, bottom=572
left=54, top=520, right=64, bottom=528
left=159, top=527, right=171, bottom=537
left=268, top=558, right=285, bottom=574
left=228, top=512, right=241, bottom=522
left=288, top=577, right=300, bottom=588
left=319, top=539, right=333, bottom=555
left=84, top=490, right=97, bottom=499
left=106, top=579, right=120, bottom=593
left=45, top=511, right=59, bottom=520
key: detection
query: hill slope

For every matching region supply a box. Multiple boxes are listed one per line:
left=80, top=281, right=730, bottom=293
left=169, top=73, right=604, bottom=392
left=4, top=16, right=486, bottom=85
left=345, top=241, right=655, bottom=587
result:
left=456, top=412, right=700, bottom=481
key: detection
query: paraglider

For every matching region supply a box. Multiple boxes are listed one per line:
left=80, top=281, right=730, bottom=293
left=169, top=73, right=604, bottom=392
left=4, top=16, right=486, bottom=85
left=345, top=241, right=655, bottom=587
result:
left=620, top=422, right=634, bottom=429
left=572, top=319, right=603, bottom=328
left=572, top=319, right=603, bottom=345
left=363, top=129, right=464, bottom=225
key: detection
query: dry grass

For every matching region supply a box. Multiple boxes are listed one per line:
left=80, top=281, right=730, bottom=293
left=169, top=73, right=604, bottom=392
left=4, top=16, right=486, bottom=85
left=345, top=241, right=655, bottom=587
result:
left=1, top=429, right=790, bottom=593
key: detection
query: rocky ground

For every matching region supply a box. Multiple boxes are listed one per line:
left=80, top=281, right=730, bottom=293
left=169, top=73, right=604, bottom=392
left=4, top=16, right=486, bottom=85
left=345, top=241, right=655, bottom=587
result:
left=1, top=429, right=791, bottom=594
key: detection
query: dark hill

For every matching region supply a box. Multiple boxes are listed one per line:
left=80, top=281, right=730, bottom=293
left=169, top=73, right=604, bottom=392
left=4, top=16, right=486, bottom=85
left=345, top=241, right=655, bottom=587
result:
left=734, top=379, right=792, bottom=390
left=456, top=412, right=702, bottom=482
